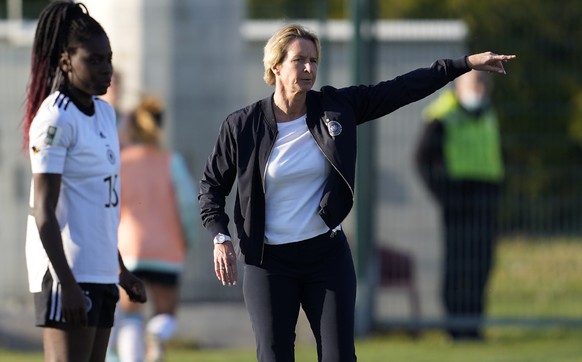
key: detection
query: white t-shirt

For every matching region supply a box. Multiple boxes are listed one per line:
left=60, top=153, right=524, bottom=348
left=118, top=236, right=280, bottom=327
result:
left=264, top=115, right=331, bottom=245
left=25, top=91, right=120, bottom=293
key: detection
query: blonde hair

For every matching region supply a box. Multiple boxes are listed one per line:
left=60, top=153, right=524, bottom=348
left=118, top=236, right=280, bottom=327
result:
left=263, top=23, right=320, bottom=86
left=126, top=95, right=164, bottom=146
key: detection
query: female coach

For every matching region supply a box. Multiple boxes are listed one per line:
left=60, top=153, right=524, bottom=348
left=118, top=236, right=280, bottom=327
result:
left=199, top=23, right=515, bottom=361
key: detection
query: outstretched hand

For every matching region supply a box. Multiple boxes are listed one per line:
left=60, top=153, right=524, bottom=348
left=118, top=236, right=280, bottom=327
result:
left=119, top=269, right=147, bottom=303
left=466, top=51, right=516, bottom=74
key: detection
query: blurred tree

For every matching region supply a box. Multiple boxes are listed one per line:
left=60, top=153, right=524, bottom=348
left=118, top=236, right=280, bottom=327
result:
left=382, top=0, right=582, bottom=232
left=2, top=0, right=47, bottom=19
left=247, top=0, right=347, bottom=19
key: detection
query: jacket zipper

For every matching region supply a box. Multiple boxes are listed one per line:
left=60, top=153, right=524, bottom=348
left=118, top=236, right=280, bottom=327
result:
left=310, top=128, right=355, bottom=201
left=260, top=129, right=278, bottom=265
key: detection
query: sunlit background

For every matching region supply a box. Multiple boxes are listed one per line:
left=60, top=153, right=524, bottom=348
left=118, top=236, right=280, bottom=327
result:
left=1, top=0, right=582, bottom=358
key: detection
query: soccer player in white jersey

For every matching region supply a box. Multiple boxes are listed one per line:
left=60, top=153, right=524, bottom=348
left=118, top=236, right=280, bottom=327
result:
left=22, top=2, right=146, bottom=361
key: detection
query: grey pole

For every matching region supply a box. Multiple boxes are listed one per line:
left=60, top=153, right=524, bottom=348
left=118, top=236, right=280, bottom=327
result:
left=8, top=0, right=22, bottom=21
left=350, top=0, right=378, bottom=337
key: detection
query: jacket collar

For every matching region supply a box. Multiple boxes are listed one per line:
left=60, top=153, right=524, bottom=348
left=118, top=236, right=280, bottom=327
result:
left=260, top=91, right=323, bottom=130
left=260, top=94, right=278, bottom=131
left=305, top=90, right=322, bottom=129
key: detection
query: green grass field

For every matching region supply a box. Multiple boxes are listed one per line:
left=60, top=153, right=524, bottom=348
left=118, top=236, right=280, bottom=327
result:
left=488, top=236, right=582, bottom=318
left=3, top=237, right=582, bottom=361
left=3, top=330, right=582, bottom=362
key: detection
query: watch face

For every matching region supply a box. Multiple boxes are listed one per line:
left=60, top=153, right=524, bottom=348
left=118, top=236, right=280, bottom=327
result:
left=218, top=235, right=226, bottom=242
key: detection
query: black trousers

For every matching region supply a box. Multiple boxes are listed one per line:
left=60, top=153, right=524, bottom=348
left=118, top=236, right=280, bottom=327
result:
left=442, top=181, right=499, bottom=338
left=243, top=230, right=357, bottom=362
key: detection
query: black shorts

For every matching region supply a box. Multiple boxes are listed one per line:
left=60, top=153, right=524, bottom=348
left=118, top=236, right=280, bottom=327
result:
left=131, top=269, right=180, bottom=287
left=34, top=270, right=119, bottom=329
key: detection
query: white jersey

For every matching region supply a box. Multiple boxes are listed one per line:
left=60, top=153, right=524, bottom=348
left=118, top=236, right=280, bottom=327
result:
left=25, top=91, right=120, bottom=293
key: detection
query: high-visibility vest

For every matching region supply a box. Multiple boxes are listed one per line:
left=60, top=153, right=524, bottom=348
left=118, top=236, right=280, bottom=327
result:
left=423, top=90, right=504, bottom=182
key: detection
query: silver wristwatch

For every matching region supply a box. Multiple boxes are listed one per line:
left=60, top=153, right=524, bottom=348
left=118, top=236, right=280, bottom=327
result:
left=213, top=233, right=231, bottom=244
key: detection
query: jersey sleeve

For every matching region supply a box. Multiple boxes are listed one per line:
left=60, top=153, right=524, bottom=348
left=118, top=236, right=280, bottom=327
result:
left=29, top=105, right=74, bottom=174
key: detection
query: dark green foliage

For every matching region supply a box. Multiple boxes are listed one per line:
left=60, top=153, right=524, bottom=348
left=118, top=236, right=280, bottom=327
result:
left=1, top=0, right=48, bottom=19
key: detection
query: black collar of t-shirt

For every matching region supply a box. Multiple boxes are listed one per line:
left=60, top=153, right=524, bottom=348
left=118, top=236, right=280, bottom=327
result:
left=59, top=87, right=95, bottom=116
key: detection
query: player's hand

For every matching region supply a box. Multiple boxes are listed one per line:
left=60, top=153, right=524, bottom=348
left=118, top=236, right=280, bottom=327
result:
left=119, top=269, right=147, bottom=303
left=60, top=282, right=88, bottom=327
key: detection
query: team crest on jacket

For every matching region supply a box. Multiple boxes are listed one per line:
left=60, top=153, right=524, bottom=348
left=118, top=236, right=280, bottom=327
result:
left=326, top=120, right=342, bottom=137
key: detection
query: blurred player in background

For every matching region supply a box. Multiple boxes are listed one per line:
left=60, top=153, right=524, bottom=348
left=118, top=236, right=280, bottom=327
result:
left=111, top=96, right=198, bottom=362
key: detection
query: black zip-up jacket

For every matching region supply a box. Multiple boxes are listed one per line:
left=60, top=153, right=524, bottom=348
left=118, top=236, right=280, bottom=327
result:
left=199, top=57, right=470, bottom=266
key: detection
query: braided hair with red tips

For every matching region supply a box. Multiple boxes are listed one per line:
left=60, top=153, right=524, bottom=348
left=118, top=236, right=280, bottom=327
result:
left=22, top=0, right=107, bottom=149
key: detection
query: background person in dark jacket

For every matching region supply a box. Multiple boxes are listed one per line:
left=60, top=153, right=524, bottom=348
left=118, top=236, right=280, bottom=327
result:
left=415, top=70, right=504, bottom=340
left=199, top=23, right=514, bottom=361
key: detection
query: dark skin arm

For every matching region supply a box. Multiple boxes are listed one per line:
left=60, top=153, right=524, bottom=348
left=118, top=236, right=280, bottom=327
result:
left=118, top=251, right=147, bottom=303
left=33, top=174, right=146, bottom=330
left=33, top=173, right=88, bottom=327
